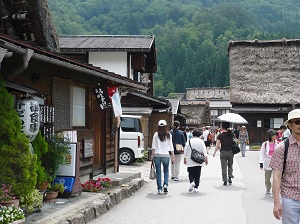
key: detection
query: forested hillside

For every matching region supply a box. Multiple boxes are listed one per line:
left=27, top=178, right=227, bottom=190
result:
left=49, top=0, right=300, bottom=96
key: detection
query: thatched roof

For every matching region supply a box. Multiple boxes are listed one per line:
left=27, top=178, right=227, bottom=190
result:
left=0, top=0, right=59, bottom=51
left=228, top=39, right=300, bottom=105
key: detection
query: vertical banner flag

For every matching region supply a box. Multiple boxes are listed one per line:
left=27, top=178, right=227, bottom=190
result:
left=108, top=86, right=122, bottom=117
left=93, top=84, right=111, bottom=110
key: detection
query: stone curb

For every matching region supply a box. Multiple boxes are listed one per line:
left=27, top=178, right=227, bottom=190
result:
left=29, top=178, right=145, bottom=224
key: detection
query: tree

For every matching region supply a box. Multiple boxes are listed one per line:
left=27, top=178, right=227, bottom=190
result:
left=0, top=76, right=37, bottom=196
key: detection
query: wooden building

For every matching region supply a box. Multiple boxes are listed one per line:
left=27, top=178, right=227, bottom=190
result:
left=0, top=0, right=150, bottom=183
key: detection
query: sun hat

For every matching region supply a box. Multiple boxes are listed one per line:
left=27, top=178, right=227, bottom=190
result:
left=241, top=125, right=246, bottom=128
left=284, top=109, right=300, bottom=125
left=267, top=129, right=278, bottom=137
left=158, top=120, right=167, bottom=126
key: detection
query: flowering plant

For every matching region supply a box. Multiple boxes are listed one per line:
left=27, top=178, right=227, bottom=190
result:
left=81, top=178, right=112, bottom=192
left=0, top=184, right=15, bottom=203
left=0, top=206, right=25, bottom=223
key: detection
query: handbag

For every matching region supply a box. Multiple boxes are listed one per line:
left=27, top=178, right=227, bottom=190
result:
left=189, top=140, right=205, bottom=164
left=175, top=144, right=184, bottom=153
left=232, top=141, right=241, bottom=154
left=149, top=160, right=156, bottom=180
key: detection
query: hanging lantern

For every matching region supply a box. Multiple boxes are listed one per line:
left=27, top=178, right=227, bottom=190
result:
left=17, top=97, right=40, bottom=142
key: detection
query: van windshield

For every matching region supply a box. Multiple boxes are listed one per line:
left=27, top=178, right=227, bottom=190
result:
left=121, top=117, right=142, bottom=132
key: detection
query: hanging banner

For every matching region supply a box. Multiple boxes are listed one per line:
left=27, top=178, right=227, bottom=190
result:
left=93, top=84, right=111, bottom=110
left=17, top=97, right=40, bottom=142
left=108, top=86, right=122, bottom=117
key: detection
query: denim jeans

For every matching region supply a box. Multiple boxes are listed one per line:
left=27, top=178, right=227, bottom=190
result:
left=153, top=156, right=170, bottom=190
left=282, top=197, right=300, bottom=224
left=240, top=142, right=246, bottom=156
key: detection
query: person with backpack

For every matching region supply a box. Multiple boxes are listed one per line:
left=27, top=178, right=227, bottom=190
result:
left=270, top=109, right=300, bottom=223
left=259, top=129, right=279, bottom=194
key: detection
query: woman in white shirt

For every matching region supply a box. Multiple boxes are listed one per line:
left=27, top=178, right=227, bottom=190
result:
left=259, top=129, right=279, bottom=194
left=151, top=120, right=175, bottom=195
left=184, top=129, right=208, bottom=192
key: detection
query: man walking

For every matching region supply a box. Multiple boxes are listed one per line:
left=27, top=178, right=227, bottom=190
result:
left=270, top=109, right=300, bottom=223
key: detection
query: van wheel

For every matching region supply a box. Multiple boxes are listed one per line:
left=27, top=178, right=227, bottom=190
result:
left=119, top=149, right=134, bottom=165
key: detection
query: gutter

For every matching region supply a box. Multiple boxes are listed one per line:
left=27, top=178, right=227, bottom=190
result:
left=0, top=39, right=148, bottom=91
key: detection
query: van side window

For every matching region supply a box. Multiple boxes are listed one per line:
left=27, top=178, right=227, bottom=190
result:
left=121, top=118, right=137, bottom=132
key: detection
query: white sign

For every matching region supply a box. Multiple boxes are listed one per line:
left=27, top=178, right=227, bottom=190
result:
left=17, top=98, right=40, bottom=142
left=57, top=144, right=76, bottom=177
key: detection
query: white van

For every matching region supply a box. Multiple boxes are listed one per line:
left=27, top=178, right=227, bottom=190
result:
left=119, top=115, right=144, bottom=165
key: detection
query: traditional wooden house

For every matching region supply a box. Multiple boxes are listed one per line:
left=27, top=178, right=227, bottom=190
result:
left=58, top=35, right=172, bottom=151
left=180, top=88, right=231, bottom=130
left=0, top=0, right=149, bottom=184
left=228, top=39, right=299, bottom=144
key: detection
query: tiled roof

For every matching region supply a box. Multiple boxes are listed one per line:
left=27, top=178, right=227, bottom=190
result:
left=59, top=35, right=155, bottom=52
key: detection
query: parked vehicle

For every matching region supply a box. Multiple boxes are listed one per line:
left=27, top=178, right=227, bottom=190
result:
left=119, top=115, right=144, bottom=165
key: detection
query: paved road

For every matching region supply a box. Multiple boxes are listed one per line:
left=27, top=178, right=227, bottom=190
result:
left=90, top=150, right=281, bottom=224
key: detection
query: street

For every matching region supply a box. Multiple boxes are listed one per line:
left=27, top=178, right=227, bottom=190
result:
left=90, top=150, right=281, bottom=224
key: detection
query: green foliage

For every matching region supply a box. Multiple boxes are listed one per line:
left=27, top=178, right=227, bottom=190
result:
left=48, top=183, right=65, bottom=193
left=49, top=0, right=300, bottom=95
left=41, top=135, right=70, bottom=182
left=19, top=189, right=43, bottom=215
left=0, top=76, right=37, bottom=196
left=32, top=131, right=51, bottom=187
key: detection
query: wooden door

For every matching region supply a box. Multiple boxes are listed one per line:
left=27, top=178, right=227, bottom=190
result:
left=92, top=100, right=106, bottom=176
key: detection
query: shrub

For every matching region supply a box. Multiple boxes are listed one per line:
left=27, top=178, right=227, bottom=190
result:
left=0, top=77, right=37, bottom=196
left=19, top=189, right=43, bottom=215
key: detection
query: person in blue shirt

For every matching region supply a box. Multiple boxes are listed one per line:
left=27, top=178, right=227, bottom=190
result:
left=170, top=120, right=186, bottom=181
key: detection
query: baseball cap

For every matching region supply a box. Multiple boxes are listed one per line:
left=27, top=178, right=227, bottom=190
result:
left=158, top=120, right=167, bottom=126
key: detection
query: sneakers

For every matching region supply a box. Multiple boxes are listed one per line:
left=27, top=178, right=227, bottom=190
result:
left=228, top=177, right=232, bottom=184
left=266, top=190, right=271, bottom=194
left=194, top=188, right=199, bottom=193
left=189, top=182, right=195, bottom=192
left=173, top=177, right=179, bottom=181
left=171, top=177, right=175, bottom=180
left=158, top=189, right=162, bottom=195
left=223, top=182, right=227, bottom=186
left=163, top=184, right=168, bottom=194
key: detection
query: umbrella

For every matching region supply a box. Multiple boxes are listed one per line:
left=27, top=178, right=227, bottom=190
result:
left=217, top=113, right=248, bottom=124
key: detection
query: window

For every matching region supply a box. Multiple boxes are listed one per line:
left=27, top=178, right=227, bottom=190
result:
left=121, top=118, right=137, bottom=132
left=72, top=86, right=85, bottom=127
left=263, top=118, right=283, bottom=129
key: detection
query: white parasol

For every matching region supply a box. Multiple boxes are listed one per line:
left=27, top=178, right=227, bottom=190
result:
left=217, top=113, right=248, bottom=124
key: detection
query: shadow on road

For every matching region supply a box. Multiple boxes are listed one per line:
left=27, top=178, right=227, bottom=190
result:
left=181, top=192, right=206, bottom=197
left=146, top=193, right=172, bottom=200
left=214, top=184, right=245, bottom=191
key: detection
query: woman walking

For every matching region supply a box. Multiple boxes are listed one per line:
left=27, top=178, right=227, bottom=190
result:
left=170, top=120, right=186, bottom=181
left=239, top=125, right=249, bottom=157
left=151, top=120, right=175, bottom=194
left=184, top=129, right=208, bottom=192
left=213, top=122, right=235, bottom=186
left=259, top=129, right=279, bottom=194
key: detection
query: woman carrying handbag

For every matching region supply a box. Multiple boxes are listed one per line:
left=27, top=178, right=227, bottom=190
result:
left=183, top=129, right=208, bottom=192
left=151, top=120, right=175, bottom=195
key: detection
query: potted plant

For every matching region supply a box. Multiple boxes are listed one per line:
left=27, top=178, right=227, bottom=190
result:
left=31, top=131, right=50, bottom=190
left=44, top=183, right=65, bottom=200
left=41, top=134, right=70, bottom=183
left=19, top=189, right=43, bottom=216
left=0, top=184, right=19, bottom=208
left=0, top=205, right=25, bottom=224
